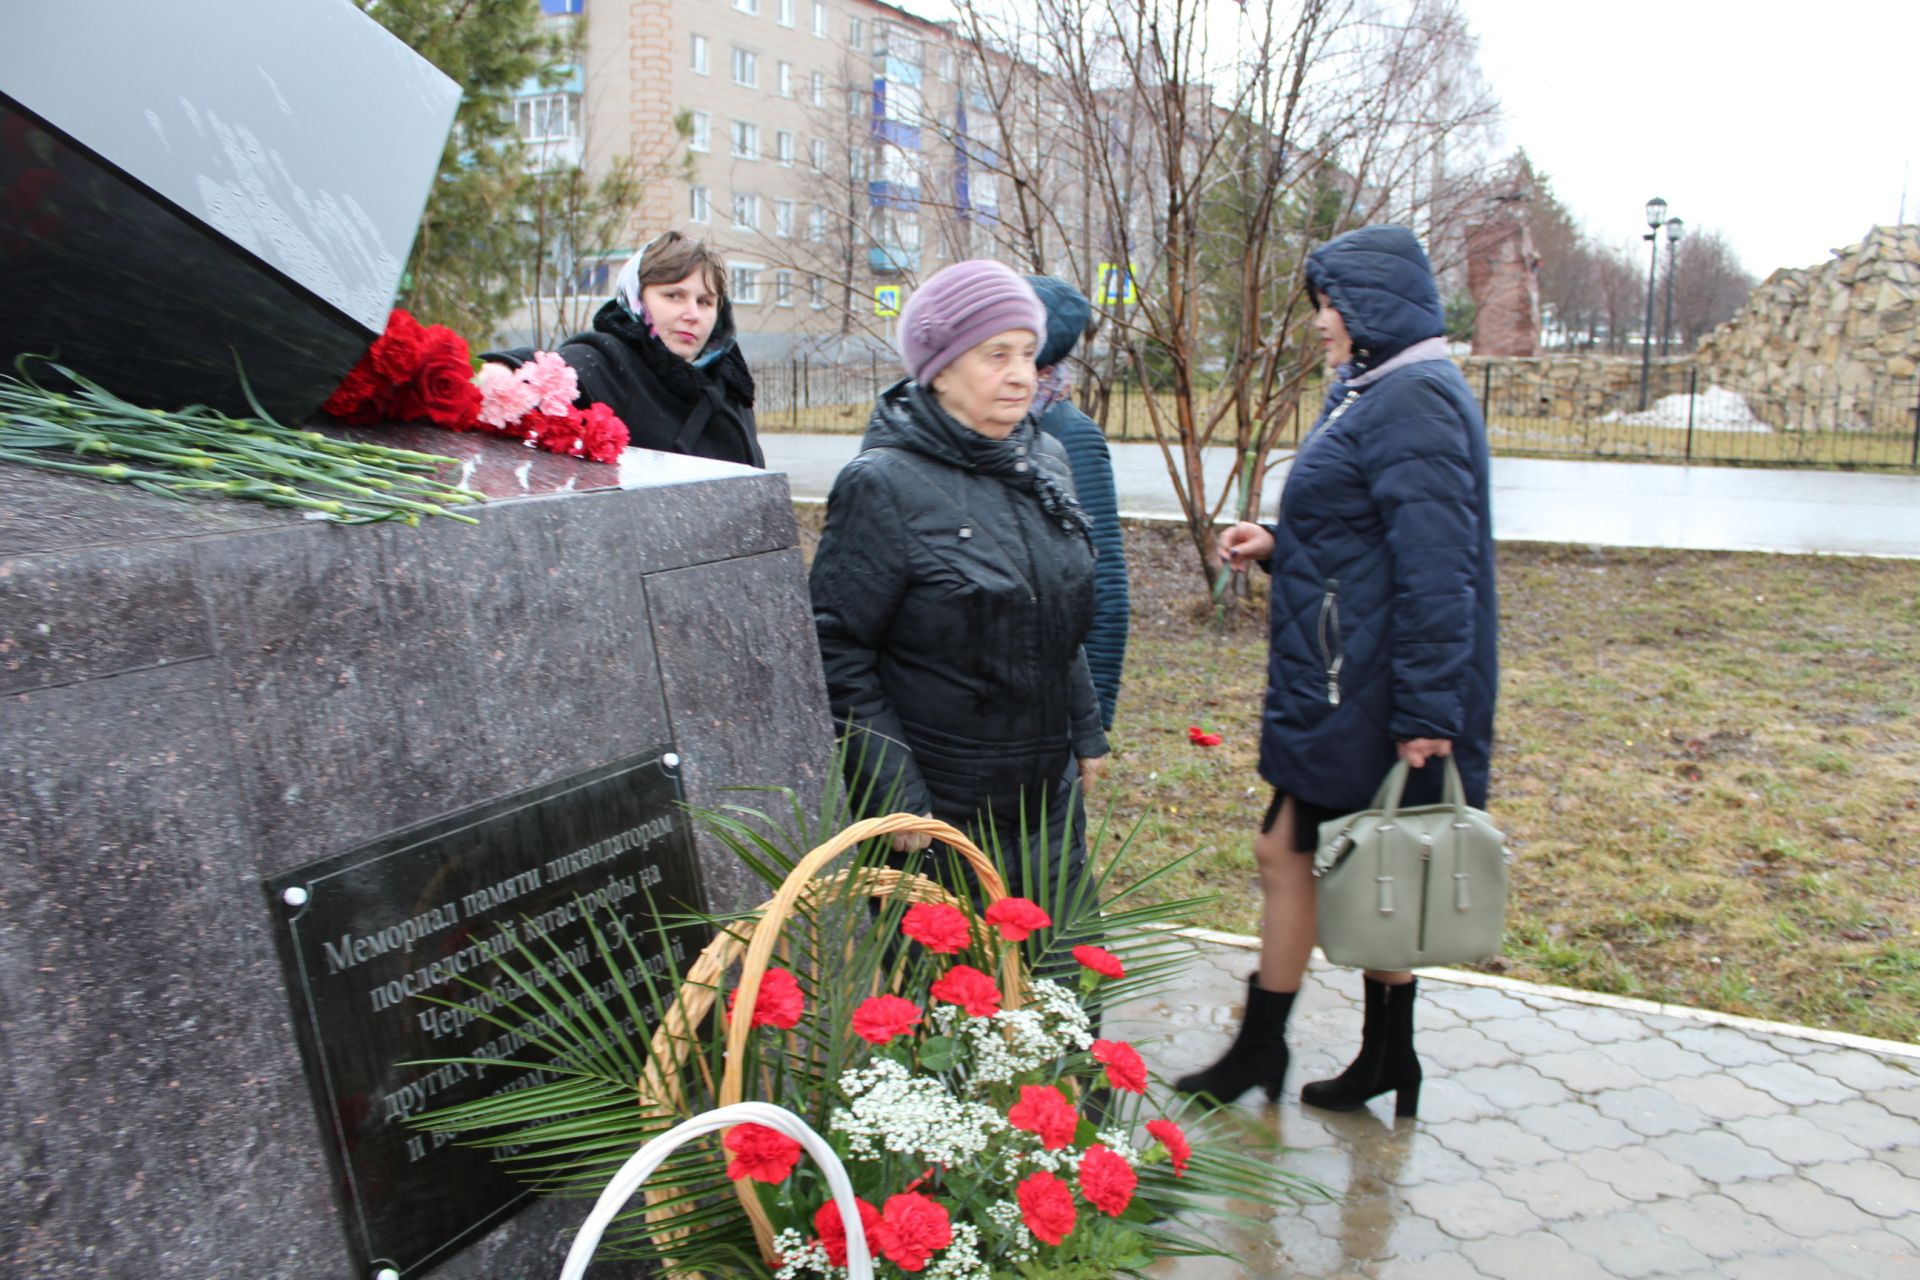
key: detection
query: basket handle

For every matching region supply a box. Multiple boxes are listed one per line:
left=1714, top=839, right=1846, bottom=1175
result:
left=557, top=1102, right=872, bottom=1280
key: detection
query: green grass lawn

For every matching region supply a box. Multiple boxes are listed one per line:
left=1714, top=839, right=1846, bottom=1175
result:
left=792, top=506, right=1920, bottom=1042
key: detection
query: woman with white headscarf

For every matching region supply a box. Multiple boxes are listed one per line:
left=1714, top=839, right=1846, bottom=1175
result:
left=485, top=231, right=762, bottom=466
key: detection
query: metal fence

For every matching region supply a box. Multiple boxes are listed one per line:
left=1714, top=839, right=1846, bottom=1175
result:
left=753, top=356, right=1920, bottom=471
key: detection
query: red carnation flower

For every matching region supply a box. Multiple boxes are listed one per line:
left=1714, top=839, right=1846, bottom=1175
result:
left=983, top=897, right=1052, bottom=941
left=1007, top=1084, right=1080, bottom=1150
left=851, top=994, right=922, bottom=1044
left=1145, top=1118, right=1192, bottom=1176
left=1186, top=724, right=1223, bottom=747
left=723, top=1122, right=803, bottom=1183
left=576, top=400, right=629, bottom=463
left=1091, top=1038, right=1148, bottom=1093
left=1078, top=1144, right=1137, bottom=1217
left=873, top=1191, right=952, bottom=1272
left=368, top=308, right=428, bottom=382
left=929, top=964, right=1001, bottom=1017
left=813, top=1195, right=881, bottom=1267
left=1017, top=1170, right=1077, bottom=1245
left=1072, top=944, right=1125, bottom=980
left=727, top=966, right=805, bottom=1030
left=901, top=902, right=971, bottom=953
left=321, top=358, right=386, bottom=422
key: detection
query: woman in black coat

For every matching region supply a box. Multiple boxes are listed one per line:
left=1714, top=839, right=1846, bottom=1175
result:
left=1173, top=225, right=1498, bottom=1117
left=809, top=260, right=1109, bottom=943
left=486, top=231, right=762, bottom=467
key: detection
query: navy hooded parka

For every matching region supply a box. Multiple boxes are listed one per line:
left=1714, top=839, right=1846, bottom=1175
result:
left=1260, top=225, right=1498, bottom=813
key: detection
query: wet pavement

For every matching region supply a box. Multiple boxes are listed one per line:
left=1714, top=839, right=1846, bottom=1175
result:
left=1123, top=933, right=1920, bottom=1279
left=761, top=434, right=1920, bottom=559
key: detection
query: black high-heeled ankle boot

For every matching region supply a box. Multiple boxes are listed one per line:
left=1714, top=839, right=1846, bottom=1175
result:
left=1300, top=976, right=1422, bottom=1117
left=1171, top=976, right=1296, bottom=1105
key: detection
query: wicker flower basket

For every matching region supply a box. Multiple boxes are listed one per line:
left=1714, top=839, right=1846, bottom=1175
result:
left=634, top=812, right=1028, bottom=1269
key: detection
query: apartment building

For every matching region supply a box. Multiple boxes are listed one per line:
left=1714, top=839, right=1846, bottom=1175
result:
left=513, top=0, right=1022, bottom=351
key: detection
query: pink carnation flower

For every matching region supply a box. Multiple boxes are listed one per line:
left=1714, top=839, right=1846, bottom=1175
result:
left=475, top=361, right=539, bottom=429
left=521, top=350, right=580, bottom=417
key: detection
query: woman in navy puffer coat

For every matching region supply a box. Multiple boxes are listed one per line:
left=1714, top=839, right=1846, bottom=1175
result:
left=1173, top=225, right=1498, bottom=1117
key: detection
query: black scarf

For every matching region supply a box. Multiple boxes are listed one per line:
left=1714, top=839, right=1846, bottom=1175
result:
left=905, top=383, right=1094, bottom=548
left=592, top=299, right=757, bottom=409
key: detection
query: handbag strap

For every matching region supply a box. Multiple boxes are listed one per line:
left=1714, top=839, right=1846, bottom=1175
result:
left=1368, top=756, right=1469, bottom=820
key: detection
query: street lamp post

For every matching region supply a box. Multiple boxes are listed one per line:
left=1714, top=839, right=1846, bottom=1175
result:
left=1660, top=216, right=1685, bottom=356
left=1638, top=195, right=1668, bottom=411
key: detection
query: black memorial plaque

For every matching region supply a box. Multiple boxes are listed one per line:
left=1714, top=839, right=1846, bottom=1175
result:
left=264, top=750, right=711, bottom=1279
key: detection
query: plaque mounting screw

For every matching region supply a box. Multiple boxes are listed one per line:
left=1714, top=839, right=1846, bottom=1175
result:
left=663, top=753, right=681, bottom=770
left=373, top=1269, right=401, bottom=1280
left=282, top=886, right=310, bottom=908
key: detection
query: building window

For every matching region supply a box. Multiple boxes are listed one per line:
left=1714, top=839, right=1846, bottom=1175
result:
left=513, top=94, right=577, bottom=142
left=809, top=138, right=827, bottom=171
left=939, top=50, right=955, bottom=81
left=812, top=2, right=827, bottom=37
left=809, top=274, right=826, bottom=309
left=775, top=130, right=794, bottom=165
left=777, top=61, right=793, bottom=98
left=849, top=16, right=864, bottom=48
left=689, top=185, right=710, bottom=222
left=810, top=205, right=828, bottom=241
left=774, top=270, right=794, bottom=306
left=733, top=0, right=759, bottom=13
left=774, top=199, right=795, bottom=237
left=731, top=192, right=760, bottom=230
left=734, top=265, right=762, bottom=305
left=779, top=0, right=796, bottom=26
left=690, top=34, right=709, bottom=75
left=688, top=111, right=710, bottom=153
left=848, top=146, right=869, bottom=181
left=810, top=71, right=826, bottom=107
left=731, top=119, right=759, bottom=160
left=731, top=47, right=758, bottom=88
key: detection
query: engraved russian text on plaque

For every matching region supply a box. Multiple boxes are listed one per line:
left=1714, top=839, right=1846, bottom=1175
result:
left=264, top=750, right=710, bottom=1278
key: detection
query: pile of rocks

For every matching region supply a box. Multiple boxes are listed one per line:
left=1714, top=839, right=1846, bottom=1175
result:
left=1454, top=353, right=1687, bottom=422
left=1696, top=225, right=1920, bottom=430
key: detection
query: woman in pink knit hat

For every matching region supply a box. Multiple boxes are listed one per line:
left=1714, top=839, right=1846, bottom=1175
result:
left=809, top=260, right=1109, bottom=958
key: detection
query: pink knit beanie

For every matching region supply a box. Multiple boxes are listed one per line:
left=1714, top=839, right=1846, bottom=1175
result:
left=897, top=260, right=1047, bottom=385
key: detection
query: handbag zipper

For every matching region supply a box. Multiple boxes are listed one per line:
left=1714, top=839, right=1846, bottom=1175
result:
left=1317, top=577, right=1344, bottom=705
left=1416, top=832, right=1434, bottom=953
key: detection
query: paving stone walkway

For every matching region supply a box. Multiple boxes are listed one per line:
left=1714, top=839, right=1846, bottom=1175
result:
left=1123, top=935, right=1920, bottom=1279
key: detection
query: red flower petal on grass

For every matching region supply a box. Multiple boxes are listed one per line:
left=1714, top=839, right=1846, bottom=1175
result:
left=727, top=966, right=805, bottom=1030
left=1091, top=1038, right=1148, bottom=1093
left=1072, top=944, right=1125, bottom=980
left=1007, top=1084, right=1080, bottom=1149
left=902, top=902, right=972, bottom=953
left=723, top=1123, right=802, bottom=1183
left=873, top=1191, right=952, bottom=1272
left=983, top=897, right=1052, bottom=941
left=929, top=964, right=1001, bottom=1017
left=1145, top=1118, right=1192, bottom=1176
left=851, top=994, right=922, bottom=1044
left=1187, top=724, right=1205, bottom=742
left=1078, top=1144, right=1138, bottom=1217
left=813, top=1196, right=881, bottom=1267
left=1197, top=732, right=1223, bottom=747
left=1016, top=1170, right=1078, bottom=1245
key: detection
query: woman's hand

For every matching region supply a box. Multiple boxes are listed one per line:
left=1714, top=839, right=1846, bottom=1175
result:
left=1218, top=522, right=1274, bottom=572
left=890, top=818, right=935, bottom=855
left=1397, top=738, right=1453, bottom=768
left=1078, top=754, right=1109, bottom=797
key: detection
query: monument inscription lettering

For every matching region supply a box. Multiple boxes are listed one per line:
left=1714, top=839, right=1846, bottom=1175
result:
left=265, top=751, right=710, bottom=1278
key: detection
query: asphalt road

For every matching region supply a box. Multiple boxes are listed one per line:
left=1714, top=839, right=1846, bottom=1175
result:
left=761, top=432, right=1920, bottom=559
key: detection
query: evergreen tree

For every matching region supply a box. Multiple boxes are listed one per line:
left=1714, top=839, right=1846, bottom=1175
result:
left=357, top=0, right=565, bottom=338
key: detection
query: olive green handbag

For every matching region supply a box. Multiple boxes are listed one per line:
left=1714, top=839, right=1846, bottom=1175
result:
left=1311, top=758, right=1511, bottom=971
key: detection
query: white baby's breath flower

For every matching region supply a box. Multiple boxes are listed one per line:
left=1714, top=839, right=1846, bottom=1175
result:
left=772, top=1228, right=838, bottom=1279
left=1095, top=1127, right=1138, bottom=1161
left=986, top=1200, right=1038, bottom=1263
left=832, top=1057, right=1006, bottom=1164
left=922, top=1221, right=991, bottom=1280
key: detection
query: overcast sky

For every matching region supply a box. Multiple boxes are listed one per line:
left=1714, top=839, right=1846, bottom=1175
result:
left=1455, top=0, right=1920, bottom=277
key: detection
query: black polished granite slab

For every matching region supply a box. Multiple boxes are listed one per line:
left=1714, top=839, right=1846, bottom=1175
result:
left=0, top=427, right=835, bottom=1278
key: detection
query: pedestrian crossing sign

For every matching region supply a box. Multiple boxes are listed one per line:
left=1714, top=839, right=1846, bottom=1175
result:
left=1096, top=262, right=1137, bottom=306
left=874, top=285, right=902, bottom=317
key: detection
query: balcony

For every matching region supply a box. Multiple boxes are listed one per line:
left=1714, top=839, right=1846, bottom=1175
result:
left=869, top=244, right=920, bottom=274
